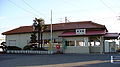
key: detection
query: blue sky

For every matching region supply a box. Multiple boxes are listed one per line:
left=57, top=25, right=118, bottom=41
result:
left=0, top=0, right=120, bottom=39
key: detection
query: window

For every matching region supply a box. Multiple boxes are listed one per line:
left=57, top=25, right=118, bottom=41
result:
left=65, top=40, right=86, bottom=46
left=82, top=29, right=84, bottom=32
left=65, top=41, right=75, bottom=46
left=76, top=29, right=86, bottom=34
left=69, top=41, right=75, bottom=46
left=76, top=40, right=85, bottom=46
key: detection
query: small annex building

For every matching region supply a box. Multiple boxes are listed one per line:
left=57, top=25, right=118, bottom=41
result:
left=2, top=21, right=119, bottom=54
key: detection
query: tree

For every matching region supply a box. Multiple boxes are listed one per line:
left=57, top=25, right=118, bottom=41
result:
left=33, top=18, right=47, bottom=50
left=1, top=42, right=7, bottom=52
left=30, top=33, right=37, bottom=43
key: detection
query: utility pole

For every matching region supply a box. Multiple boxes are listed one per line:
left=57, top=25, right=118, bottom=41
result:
left=51, top=10, right=53, bottom=50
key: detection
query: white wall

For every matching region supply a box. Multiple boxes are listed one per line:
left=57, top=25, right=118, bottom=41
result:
left=105, top=41, right=110, bottom=52
left=64, top=37, right=85, bottom=41
left=5, top=31, right=63, bottom=48
left=43, top=31, right=63, bottom=39
left=90, top=46, right=100, bottom=53
left=104, top=41, right=117, bottom=52
left=6, top=33, right=31, bottom=48
left=63, top=37, right=89, bottom=53
left=65, top=46, right=89, bottom=53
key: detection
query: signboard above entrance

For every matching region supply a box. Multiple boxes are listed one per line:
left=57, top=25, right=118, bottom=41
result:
left=76, top=29, right=86, bottom=35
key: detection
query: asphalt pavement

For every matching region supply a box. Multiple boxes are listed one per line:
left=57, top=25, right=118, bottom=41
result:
left=0, top=53, right=120, bottom=67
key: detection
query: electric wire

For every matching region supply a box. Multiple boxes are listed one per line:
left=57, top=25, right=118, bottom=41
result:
left=100, top=0, right=117, bottom=15
left=7, top=0, right=39, bottom=17
left=100, top=0, right=120, bottom=20
left=22, top=0, right=46, bottom=17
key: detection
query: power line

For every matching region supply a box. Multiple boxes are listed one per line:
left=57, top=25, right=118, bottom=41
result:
left=100, top=0, right=117, bottom=15
left=7, top=0, right=39, bottom=17
left=22, top=0, right=46, bottom=17
left=99, top=0, right=120, bottom=20
left=62, top=0, right=83, bottom=11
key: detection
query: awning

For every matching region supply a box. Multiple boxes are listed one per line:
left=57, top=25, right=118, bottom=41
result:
left=104, top=33, right=119, bottom=40
left=59, top=30, right=106, bottom=37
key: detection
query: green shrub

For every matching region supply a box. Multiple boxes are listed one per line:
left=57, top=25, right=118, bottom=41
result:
left=23, top=45, right=31, bottom=50
left=23, top=44, right=37, bottom=50
left=7, top=46, right=22, bottom=50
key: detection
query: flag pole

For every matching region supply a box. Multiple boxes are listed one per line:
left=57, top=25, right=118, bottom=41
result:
left=50, top=10, right=53, bottom=52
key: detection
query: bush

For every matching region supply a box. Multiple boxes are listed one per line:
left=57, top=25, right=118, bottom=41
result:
left=23, top=45, right=31, bottom=50
left=23, top=44, right=37, bottom=50
left=7, top=46, right=22, bottom=50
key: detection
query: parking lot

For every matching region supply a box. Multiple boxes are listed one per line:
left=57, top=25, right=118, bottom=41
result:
left=0, top=53, right=120, bottom=67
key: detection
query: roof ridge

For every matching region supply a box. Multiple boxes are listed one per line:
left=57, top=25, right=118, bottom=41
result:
left=19, top=25, right=32, bottom=27
left=106, top=32, right=119, bottom=34
left=89, top=21, right=105, bottom=26
left=46, top=21, right=92, bottom=25
left=2, top=26, right=21, bottom=35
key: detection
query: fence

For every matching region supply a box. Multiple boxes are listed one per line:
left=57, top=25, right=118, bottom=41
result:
left=111, top=56, right=120, bottom=64
left=7, top=50, right=54, bottom=54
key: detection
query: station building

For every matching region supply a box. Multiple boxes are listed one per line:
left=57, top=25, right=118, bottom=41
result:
left=2, top=21, right=119, bottom=53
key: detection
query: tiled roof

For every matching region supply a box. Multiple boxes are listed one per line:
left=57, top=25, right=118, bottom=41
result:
left=104, top=33, right=119, bottom=40
left=104, top=33, right=119, bottom=38
left=2, top=21, right=107, bottom=35
left=47, top=21, right=106, bottom=31
left=2, top=26, right=33, bottom=35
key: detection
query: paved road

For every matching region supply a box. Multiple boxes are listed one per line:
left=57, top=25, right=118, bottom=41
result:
left=0, top=54, right=120, bottom=67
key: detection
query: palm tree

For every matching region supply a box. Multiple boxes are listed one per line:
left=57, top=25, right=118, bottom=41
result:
left=33, top=18, right=47, bottom=50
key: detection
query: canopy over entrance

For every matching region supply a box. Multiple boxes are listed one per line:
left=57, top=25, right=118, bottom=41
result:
left=104, top=33, right=119, bottom=40
left=59, top=31, right=119, bottom=40
left=59, top=30, right=105, bottom=37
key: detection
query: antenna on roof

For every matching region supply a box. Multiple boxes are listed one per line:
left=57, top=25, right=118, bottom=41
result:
left=58, top=17, right=70, bottom=23
left=65, top=17, right=67, bottom=23
left=117, top=16, right=120, bottom=20
left=65, top=17, right=70, bottom=23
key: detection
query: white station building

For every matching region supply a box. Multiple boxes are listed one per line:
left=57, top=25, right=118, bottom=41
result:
left=2, top=21, right=119, bottom=54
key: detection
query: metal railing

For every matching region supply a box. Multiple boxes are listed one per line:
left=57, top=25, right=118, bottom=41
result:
left=7, top=50, right=54, bottom=54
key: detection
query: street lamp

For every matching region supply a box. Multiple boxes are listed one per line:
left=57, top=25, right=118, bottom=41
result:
left=33, top=18, right=44, bottom=50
